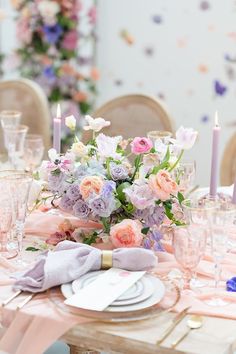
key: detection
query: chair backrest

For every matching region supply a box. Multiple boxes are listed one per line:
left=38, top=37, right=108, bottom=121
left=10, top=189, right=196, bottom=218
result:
left=0, top=78, right=51, bottom=153
left=82, top=94, right=175, bottom=142
left=220, top=132, right=236, bottom=185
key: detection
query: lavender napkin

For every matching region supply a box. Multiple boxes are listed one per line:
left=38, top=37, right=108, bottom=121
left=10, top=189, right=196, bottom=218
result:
left=12, top=241, right=157, bottom=293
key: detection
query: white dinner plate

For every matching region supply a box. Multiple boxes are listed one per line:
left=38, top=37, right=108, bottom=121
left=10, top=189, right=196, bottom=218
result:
left=72, top=270, right=154, bottom=306
left=61, top=273, right=165, bottom=312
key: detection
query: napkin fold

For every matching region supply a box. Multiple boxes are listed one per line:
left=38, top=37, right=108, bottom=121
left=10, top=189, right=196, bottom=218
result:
left=12, top=241, right=157, bottom=293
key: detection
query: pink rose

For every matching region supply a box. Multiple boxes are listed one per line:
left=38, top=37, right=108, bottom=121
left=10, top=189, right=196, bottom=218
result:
left=80, top=176, right=104, bottom=200
left=62, top=30, right=78, bottom=50
left=149, top=170, right=178, bottom=201
left=110, top=219, right=143, bottom=248
left=131, top=137, right=153, bottom=155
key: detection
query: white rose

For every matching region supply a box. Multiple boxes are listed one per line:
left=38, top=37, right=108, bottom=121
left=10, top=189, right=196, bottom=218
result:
left=71, top=142, right=87, bottom=157
left=83, top=115, right=110, bottom=133
left=65, top=115, right=76, bottom=130
left=38, top=1, right=60, bottom=19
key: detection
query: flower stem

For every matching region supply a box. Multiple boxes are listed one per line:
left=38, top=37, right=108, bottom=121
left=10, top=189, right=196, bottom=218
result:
left=168, top=149, right=184, bottom=172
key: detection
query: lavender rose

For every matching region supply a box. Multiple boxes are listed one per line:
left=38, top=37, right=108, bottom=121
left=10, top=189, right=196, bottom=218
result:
left=59, top=195, right=74, bottom=212
left=73, top=200, right=91, bottom=219
left=66, top=183, right=81, bottom=201
left=109, top=162, right=128, bottom=181
left=89, top=195, right=117, bottom=218
left=48, top=171, right=68, bottom=194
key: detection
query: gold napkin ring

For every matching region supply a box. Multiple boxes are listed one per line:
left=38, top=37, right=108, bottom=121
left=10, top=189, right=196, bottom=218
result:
left=101, top=250, right=113, bottom=269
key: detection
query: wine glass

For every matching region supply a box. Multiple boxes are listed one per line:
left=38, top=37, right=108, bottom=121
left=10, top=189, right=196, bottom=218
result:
left=181, top=198, right=216, bottom=288
left=0, top=171, right=33, bottom=265
left=172, top=160, right=196, bottom=194
left=205, top=201, right=236, bottom=306
left=147, top=130, right=172, bottom=144
left=24, top=134, right=44, bottom=173
left=0, top=110, right=21, bottom=129
left=172, top=224, right=207, bottom=291
left=2, top=124, right=29, bottom=169
left=0, top=179, right=17, bottom=259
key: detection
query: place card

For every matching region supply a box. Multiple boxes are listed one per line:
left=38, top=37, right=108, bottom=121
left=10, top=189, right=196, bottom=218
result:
left=64, top=268, right=145, bottom=311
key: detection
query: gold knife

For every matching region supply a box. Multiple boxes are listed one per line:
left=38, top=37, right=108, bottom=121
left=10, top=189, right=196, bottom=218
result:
left=156, top=306, right=191, bottom=345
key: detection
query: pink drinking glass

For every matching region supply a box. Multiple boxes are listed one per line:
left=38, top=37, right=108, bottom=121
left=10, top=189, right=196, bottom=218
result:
left=172, top=224, right=207, bottom=290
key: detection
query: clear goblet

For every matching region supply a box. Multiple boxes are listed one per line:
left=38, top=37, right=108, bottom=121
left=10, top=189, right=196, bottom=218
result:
left=172, top=160, right=196, bottom=194
left=2, top=124, right=29, bottom=169
left=172, top=224, right=207, bottom=291
left=181, top=198, right=216, bottom=288
left=206, top=201, right=236, bottom=306
left=0, top=110, right=21, bottom=129
left=0, top=171, right=32, bottom=265
left=147, top=130, right=172, bottom=144
left=0, top=180, right=17, bottom=259
left=24, top=134, right=44, bottom=173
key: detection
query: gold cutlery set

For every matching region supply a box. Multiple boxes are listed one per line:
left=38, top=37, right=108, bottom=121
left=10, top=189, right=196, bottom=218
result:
left=2, top=290, right=34, bottom=310
left=156, top=306, right=203, bottom=349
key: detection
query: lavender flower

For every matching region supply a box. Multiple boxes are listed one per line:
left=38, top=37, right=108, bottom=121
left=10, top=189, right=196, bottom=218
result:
left=43, top=24, right=62, bottom=44
left=143, top=238, right=152, bottom=249
left=43, top=66, right=56, bottom=81
left=73, top=200, right=90, bottom=219
left=59, top=195, right=74, bottom=212
left=66, top=183, right=81, bottom=201
left=101, top=180, right=116, bottom=198
left=109, top=162, right=128, bottom=181
left=89, top=194, right=117, bottom=218
left=48, top=172, right=67, bottom=194
left=145, top=205, right=165, bottom=227
left=134, top=205, right=165, bottom=227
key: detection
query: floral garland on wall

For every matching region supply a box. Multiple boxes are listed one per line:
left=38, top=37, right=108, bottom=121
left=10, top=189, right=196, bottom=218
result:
left=9, top=0, right=98, bottom=145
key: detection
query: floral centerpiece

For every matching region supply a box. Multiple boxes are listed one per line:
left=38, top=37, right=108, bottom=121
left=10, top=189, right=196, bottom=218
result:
left=40, top=115, right=198, bottom=250
left=8, top=0, right=98, bottom=145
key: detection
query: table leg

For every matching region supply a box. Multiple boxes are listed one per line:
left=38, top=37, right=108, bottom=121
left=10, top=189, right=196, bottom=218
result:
left=69, top=345, right=101, bottom=354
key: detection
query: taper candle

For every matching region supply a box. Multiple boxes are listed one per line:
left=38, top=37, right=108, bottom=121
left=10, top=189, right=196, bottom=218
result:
left=53, top=103, right=61, bottom=153
left=232, top=176, right=236, bottom=204
left=209, top=111, right=221, bottom=198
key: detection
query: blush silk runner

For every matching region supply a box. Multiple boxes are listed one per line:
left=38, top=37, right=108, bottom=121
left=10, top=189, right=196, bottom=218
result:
left=1, top=210, right=236, bottom=353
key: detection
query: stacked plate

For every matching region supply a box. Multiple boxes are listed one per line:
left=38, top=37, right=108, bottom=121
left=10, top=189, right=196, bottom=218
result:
left=61, top=271, right=165, bottom=312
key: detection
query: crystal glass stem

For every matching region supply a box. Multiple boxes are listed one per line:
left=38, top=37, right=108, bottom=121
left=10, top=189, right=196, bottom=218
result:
left=0, top=231, right=8, bottom=252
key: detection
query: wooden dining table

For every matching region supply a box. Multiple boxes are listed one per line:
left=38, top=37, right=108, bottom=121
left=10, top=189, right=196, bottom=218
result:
left=62, top=312, right=236, bottom=354
left=1, top=206, right=236, bottom=354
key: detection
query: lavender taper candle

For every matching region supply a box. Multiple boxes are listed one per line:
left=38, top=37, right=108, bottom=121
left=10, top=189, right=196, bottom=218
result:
left=53, top=103, right=61, bottom=154
left=209, top=112, right=221, bottom=198
left=232, top=176, right=236, bottom=204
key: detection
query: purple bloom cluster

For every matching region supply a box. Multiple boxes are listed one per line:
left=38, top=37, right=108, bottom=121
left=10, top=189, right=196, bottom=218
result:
left=73, top=200, right=90, bottom=219
left=134, top=205, right=165, bottom=228
left=88, top=181, right=117, bottom=218
left=143, top=229, right=164, bottom=252
left=48, top=172, right=67, bottom=194
left=109, top=162, right=128, bottom=181
left=43, top=24, right=63, bottom=44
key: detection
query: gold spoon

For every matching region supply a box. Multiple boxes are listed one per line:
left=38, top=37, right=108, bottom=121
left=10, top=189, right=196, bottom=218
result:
left=171, top=315, right=203, bottom=348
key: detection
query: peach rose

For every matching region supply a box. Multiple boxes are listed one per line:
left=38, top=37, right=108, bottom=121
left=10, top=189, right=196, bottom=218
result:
left=149, top=170, right=178, bottom=201
left=110, top=219, right=143, bottom=248
left=80, top=176, right=104, bottom=200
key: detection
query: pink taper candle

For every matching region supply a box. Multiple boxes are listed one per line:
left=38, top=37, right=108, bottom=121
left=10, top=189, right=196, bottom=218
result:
left=53, top=103, right=61, bottom=153
left=232, top=176, right=236, bottom=204
left=209, top=112, right=221, bottom=198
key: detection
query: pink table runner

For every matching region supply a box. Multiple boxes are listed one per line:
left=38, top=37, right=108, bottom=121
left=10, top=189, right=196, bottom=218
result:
left=1, top=210, right=236, bottom=353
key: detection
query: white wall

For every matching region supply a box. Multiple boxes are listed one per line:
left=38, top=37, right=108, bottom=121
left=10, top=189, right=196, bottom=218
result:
left=1, top=0, right=236, bottom=187
left=95, top=0, right=236, bottom=187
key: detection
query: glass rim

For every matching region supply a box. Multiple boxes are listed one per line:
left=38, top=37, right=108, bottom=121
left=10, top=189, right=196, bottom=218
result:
left=25, top=134, right=43, bottom=140
left=0, top=110, right=22, bottom=117
left=3, top=124, right=29, bottom=132
left=147, top=130, right=172, bottom=138
left=0, top=170, right=32, bottom=180
left=181, top=198, right=217, bottom=211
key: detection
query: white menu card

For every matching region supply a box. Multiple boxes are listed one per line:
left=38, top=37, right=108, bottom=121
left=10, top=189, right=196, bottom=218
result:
left=65, top=268, right=146, bottom=311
